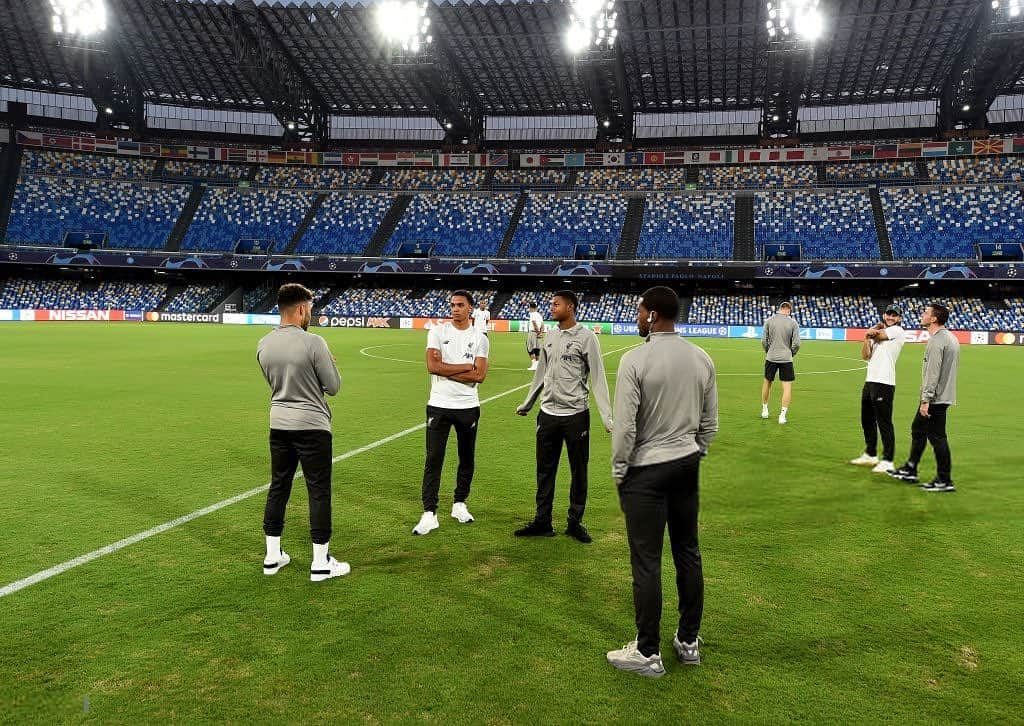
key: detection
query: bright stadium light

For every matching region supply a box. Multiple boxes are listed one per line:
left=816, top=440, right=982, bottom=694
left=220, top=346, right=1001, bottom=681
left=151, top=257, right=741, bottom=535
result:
left=566, top=0, right=618, bottom=54
left=376, top=0, right=432, bottom=54
left=50, top=0, right=106, bottom=37
left=766, top=0, right=824, bottom=41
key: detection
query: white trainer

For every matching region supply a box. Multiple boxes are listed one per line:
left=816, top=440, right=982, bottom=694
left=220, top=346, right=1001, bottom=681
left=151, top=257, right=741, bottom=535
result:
left=872, top=460, right=895, bottom=474
left=850, top=453, right=880, bottom=466
left=451, top=502, right=475, bottom=523
left=761, top=407, right=770, bottom=419
left=606, top=640, right=665, bottom=678
left=412, top=511, right=440, bottom=536
left=263, top=550, right=290, bottom=576
left=778, top=413, right=788, bottom=425
left=309, top=555, right=350, bottom=582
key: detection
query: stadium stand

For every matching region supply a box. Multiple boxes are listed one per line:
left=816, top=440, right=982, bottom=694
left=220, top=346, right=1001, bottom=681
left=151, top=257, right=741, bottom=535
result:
left=507, top=193, right=627, bottom=258
left=20, top=150, right=156, bottom=180
left=755, top=189, right=880, bottom=259
left=296, top=193, right=395, bottom=255
left=6, top=176, right=190, bottom=249
left=926, top=156, right=1024, bottom=184
left=500, top=290, right=570, bottom=321
left=181, top=188, right=316, bottom=252
left=880, top=184, right=1024, bottom=259
left=789, top=294, right=880, bottom=327
left=891, top=296, right=1024, bottom=331
left=701, top=164, right=816, bottom=189
left=0, top=277, right=164, bottom=310
left=320, top=287, right=495, bottom=317
left=379, top=169, right=486, bottom=190
left=164, top=283, right=228, bottom=313
left=163, top=160, right=250, bottom=179
left=242, top=282, right=275, bottom=312
left=637, top=193, right=734, bottom=259
left=270, top=285, right=332, bottom=314
left=256, top=167, right=374, bottom=189
left=576, top=292, right=642, bottom=322
left=688, top=294, right=775, bottom=325
left=492, top=169, right=569, bottom=189
left=575, top=167, right=691, bottom=190
left=384, top=193, right=517, bottom=258
left=825, top=160, right=916, bottom=184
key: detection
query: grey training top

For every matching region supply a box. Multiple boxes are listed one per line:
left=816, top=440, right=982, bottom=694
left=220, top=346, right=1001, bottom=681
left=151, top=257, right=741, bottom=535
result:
left=920, top=328, right=960, bottom=405
left=520, top=324, right=613, bottom=429
left=257, top=325, right=341, bottom=432
left=762, top=313, right=801, bottom=363
left=611, top=332, right=719, bottom=481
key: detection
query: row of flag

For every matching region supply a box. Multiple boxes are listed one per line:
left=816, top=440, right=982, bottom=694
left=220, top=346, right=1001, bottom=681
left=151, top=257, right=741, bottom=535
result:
left=14, top=130, right=1024, bottom=169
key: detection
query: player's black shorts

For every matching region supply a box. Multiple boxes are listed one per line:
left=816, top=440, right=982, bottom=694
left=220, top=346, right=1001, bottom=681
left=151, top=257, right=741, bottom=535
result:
left=764, top=361, right=796, bottom=382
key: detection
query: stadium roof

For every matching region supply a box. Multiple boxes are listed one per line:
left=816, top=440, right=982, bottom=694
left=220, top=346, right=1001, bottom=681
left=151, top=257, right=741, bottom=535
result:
left=0, top=0, right=1022, bottom=139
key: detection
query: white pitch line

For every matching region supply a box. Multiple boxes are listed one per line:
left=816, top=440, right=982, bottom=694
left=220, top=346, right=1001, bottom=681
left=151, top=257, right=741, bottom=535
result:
left=0, top=343, right=638, bottom=600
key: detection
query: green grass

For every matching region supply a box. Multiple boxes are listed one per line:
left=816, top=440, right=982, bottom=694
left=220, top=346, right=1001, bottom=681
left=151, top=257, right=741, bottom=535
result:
left=1, top=323, right=1022, bottom=724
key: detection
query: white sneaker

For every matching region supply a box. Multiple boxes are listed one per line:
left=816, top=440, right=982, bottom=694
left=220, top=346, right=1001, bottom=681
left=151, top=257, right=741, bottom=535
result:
left=262, top=550, right=290, bottom=576
left=606, top=639, right=665, bottom=678
left=672, top=633, right=703, bottom=666
left=872, top=460, right=895, bottom=474
left=451, top=502, right=475, bottom=523
left=850, top=453, right=880, bottom=466
left=761, top=407, right=770, bottom=419
left=778, top=413, right=787, bottom=425
left=412, top=511, right=440, bottom=536
left=309, top=555, right=350, bottom=582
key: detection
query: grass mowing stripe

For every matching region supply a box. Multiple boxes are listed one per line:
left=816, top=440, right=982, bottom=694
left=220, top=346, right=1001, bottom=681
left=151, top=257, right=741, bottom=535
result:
left=0, top=341, right=637, bottom=600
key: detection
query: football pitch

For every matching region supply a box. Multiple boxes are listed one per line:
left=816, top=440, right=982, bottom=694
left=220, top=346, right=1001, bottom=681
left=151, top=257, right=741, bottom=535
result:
left=1, top=323, right=1022, bottom=724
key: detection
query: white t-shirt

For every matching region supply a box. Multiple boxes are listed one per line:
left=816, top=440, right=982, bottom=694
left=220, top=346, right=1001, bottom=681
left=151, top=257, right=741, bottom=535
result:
left=528, top=311, right=544, bottom=334
left=426, top=322, right=490, bottom=409
left=472, top=308, right=491, bottom=333
left=866, top=325, right=905, bottom=386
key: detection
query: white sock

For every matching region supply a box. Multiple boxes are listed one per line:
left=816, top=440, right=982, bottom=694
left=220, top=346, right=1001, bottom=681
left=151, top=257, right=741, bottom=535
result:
left=313, top=542, right=329, bottom=567
left=265, top=535, right=281, bottom=562
left=762, top=403, right=769, bottom=412
left=781, top=407, right=789, bottom=415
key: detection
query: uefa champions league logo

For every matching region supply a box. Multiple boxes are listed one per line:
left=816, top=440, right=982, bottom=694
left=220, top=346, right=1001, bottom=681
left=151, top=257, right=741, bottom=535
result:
left=8, top=251, right=17, bottom=261
left=764, top=266, right=774, bottom=276
left=230, top=259, right=239, bottom=267
left=329, top=262, right=337, bottom=270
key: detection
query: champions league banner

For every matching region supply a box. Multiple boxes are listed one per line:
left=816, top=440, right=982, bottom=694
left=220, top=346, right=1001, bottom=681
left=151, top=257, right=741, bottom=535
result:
left=3, top=246, right=1023, bottom=281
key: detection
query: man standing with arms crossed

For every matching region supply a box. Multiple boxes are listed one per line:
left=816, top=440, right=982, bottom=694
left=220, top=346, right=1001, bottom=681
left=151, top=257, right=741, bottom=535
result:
left=413, top=290, right=490, bottom=535
left=526, top=302, right=544, bottom=371
left=888, top=303, right=960, bottom=492
left=850, top=306, right=906, bottom=474
left=761, top=301, right=801, bottom=424
left=606, top=287, right=718, bottom=678
left=257, top=283, right=349, bottom=582
left=514, top=290, right=613, bottom=543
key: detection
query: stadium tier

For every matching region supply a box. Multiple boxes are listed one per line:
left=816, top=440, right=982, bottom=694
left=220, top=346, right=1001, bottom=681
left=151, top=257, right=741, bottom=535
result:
left=242, top=282, right=275, bottom=312
left=575, top=168, right=688, bottom=191
left=7, top=176, right=190, bottom=249
left=789, top=295, right=881, bottom=328
left=880, top=185, right=1024, bottom=259
left=163, top=160, right=250, bottom=180
left=825, top=160, right=917, bottom=184
left=638, top=193, right=734, bottom=259
left=163, top=283, right=228, bottom=313
left=379, top=169, right=486, bottom=191
left=927, top=156, right=1024, bottom=184
left=20, top=150, right=156, bottom=180
left=701, top=164, right=817, bottom=189
left=385, top=193, right=518, bottom=258
left=295, top=193, right=396, bottom=256
left=0, top=277, right=167, bottom=310
left=319, top=287, right=496, bottom=317
left=182, top=188, right=316, bottom=252
left=756, top=189, right=880, bottom=260
left=508, top=193, right=628, bottom=258
left=491, top=169, right=569, bottom=189
left=256, top=167, right=374, bottom=189
left=575, top=292, right=643, bottom=322
left=688, top=294, right=776, bottom=326
left=269, top=286, right=332, bottom=314
left=891, top=297, right=1024, bottom=331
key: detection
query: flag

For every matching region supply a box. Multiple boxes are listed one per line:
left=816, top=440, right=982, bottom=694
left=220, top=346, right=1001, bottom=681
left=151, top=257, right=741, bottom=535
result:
left=827, top=146, right=852, bottom=160
left=486, top=153, right=508, bottom=167
left=443, top=153, right=471, bottom=166
left=768, top=151, right=781, bottom=161
left=948, top=140, right=973, bottom=156
left=973, top=140, right=1003, bottom=155
left=94, top=138, right=117, bottom=153
left=743, top=150, right=764, bottom=163
left=267, top=151, right=287, bottom=164
left=851, top=145, right=874, bottom=160
left=805, top=147, right=829, bottom=161
left=603, top=153, right=624, bottom=166
left=874, top=144, right=898, bottom=159
left=540, top=154, right=565, bottom=167
left=342, top=153, right=359, bottom=166
left=897, top=143, right=922, bottom=158
left=785, top=150, right=806, bottom=161
left=44, top=134, right=73, bottom=149
left=322, top=152, right=343, bottom=166
left=707, top=151, right=722, bottom=163
left=626, top=151, right=645, bottom=166
left=162, top=145, right=188, bottom=158
left=565, top=153, right=585, bottom=167
left=226, top=148, right=248, bottom=163
left=308, top=152, right=322, bottom=166
left=722, top=149, right=738, bottom=163
left=1013, top=138, right=1024, bottom=153
left=139, top=143, right=161, bottom=156
left=663, top=152, right=687, bottom=165
left=584, top=153, right=604, bottom=166
left=73, top=137, right=96, bottom=153
left=643, top=151, right=665, bottom=165
left=16, top=131, right=42, bottom=146
left=188, top=146, right=216, bottom=160
left=116, top=141, right=140, bottom=156
left=249, top=150, right=264, bottom=164
left=286, top=151, right=306, bottom=164
left=922, top=142, right=948, bottom=157
left=521, top=154, right=540, bottom=167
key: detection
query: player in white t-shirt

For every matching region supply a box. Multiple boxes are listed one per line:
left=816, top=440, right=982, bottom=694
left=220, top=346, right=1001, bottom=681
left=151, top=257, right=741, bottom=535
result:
left=471, top=300, right=491, bottom=336
left=526, top=302, right=544, bottom=371
left=850, top=306, right=906, bottom=474
left=412, top=290, right=491, bottom=536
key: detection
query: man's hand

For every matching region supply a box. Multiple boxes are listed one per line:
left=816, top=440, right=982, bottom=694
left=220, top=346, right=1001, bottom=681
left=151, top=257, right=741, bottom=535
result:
left=516, top=405, right=529, bottom=416
left=919, top=401, right=930, bottom=418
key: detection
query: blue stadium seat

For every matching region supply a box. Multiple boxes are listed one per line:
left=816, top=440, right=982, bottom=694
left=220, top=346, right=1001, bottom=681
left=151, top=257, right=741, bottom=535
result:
left=385, top=194, right=517, bottom=258
left=702, top=164, right=816, bottom=189
left=638, top=193, right=734, bottom=259
left=296, top=193, right=395, bottom=255
left=182, top=189, right=316, bottom=252
left=755, top=190, right=879, bottom=259
left=508, top=193, right=627, bottom=258
left=927, top=156, right=1024, bottom=184
left=21, top=150, right=155, bottom=179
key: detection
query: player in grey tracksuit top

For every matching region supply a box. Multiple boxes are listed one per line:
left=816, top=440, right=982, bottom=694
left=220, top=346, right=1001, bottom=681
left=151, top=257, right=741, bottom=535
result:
left=516, top=290, right=612, bottom=542
left=761, top=302, right=801, bottom=423
left=606, top=286, right=718, bottom=678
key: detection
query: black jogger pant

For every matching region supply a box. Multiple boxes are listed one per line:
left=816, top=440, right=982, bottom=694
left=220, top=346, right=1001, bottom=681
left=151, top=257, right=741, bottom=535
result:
left=861, top=382, right=896, bottom=461
left=534, top=410, right=590, bottom=526
left=908, top=403, right=952, bottom=481
left=422, top=405, right=480, bottom=513
left=263, top=428, right=333, bottom=545
left=618, top=452, right=704, bottom=658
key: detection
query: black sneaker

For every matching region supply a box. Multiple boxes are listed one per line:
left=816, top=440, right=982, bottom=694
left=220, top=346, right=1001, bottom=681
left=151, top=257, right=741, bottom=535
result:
left=514, top=520, right=556, bottom=537
left=887, top=464, right=919, bottom=484
left=920, top=479, right=956, bottom=493
left=566, top=522, right=593, bottom=544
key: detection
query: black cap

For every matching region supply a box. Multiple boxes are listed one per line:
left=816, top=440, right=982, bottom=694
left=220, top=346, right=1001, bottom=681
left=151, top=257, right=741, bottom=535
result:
left=884, top=305, right=902, bottom=316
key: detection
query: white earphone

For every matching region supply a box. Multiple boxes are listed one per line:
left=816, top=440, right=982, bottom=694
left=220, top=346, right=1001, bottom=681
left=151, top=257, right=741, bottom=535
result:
left=647, top=313, right=654, bottom=324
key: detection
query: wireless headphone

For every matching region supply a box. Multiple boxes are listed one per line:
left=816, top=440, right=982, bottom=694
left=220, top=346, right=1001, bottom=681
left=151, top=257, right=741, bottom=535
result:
left=647, top=313, right=654, bottom=324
